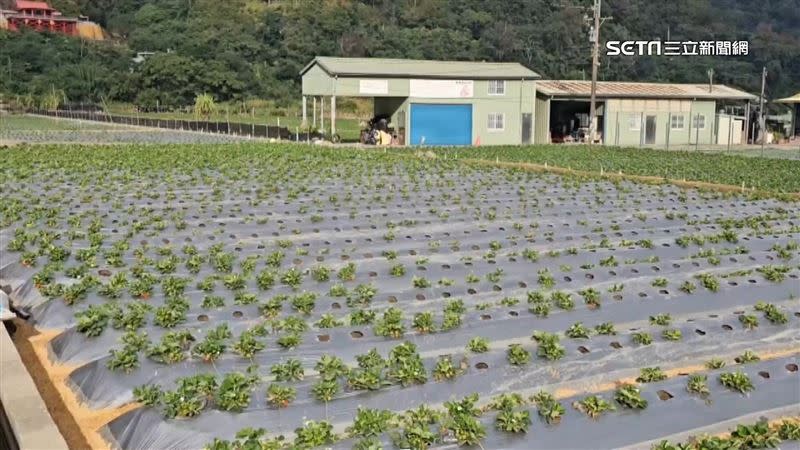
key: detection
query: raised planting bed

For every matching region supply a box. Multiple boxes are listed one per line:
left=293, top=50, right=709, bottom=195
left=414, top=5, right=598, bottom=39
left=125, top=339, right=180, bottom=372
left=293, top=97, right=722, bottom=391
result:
left=1, top=144, right=798, bottom=449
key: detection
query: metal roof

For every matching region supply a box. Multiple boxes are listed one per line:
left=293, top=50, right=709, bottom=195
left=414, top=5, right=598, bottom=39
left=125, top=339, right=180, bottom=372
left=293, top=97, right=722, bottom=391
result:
left=15, top=1, right=54, bottom=10
left=775, top=92, right=800, bottom=104
left=537, top=80, right=757, bottom=100
left=301, top=56, right=540, bottom=80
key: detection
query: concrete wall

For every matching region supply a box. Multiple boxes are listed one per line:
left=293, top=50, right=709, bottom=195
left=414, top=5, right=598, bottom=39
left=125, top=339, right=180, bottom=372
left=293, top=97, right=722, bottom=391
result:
left=604, top=99, right=717, bottom=147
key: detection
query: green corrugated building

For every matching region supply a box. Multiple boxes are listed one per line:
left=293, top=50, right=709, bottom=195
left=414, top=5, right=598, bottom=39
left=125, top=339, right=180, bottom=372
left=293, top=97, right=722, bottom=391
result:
left=300, top=56, right=540, bottom=145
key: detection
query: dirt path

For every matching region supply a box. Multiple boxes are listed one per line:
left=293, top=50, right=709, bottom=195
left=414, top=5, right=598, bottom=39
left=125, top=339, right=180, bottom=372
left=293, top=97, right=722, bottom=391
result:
left=7, top=319, right=91, bottom=450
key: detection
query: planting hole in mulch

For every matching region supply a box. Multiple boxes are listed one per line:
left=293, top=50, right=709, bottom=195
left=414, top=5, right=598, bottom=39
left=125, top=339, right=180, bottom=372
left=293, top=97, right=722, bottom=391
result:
left=387, top=296, right=397, bottom=303
left=493, top=285, right=502, bottom=292
left=98, top=269, right=112, bottom=277
left=317, top=334, right=330, bottom=343
left=508, top=311, right=519, bottom=317
left=721, top=324, right=733, bottom=331
left=657, top=390, right=674, bottom=401
left=786, top=363, right=798, bottom=373
left=577, top=346, right=590, bottom=354
left=468, top=288, right=477, bottom=295
left=758, top=371, right=770, bottom=379
left=480, top=314, right=492, bottom=320
left=563, top=276, right=572, bottom=282
left=695, top=329, right=706, bottom=336
left=331, top=302, right=341, bottom=309
left=416, top=294, right=425, bottom=301
left=232, top=311, right=244, bottom=318
left=475, top=362, right=489, bottom=370
left=350, top=331, right=364, bottom=339
left=610, top=342, right=622, bottom=349
left=197, top=314, right=209, bottom=322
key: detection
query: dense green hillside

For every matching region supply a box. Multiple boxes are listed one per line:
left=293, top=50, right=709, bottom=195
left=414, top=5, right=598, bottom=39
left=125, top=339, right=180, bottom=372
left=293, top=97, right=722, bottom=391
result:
left=1, top=0, right=798, bottom=108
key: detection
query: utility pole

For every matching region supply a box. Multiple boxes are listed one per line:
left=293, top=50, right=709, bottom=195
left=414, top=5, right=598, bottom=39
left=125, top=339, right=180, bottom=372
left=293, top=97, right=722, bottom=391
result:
left=707, top=68, right=714, bottom=93
left=588, top=0, right=601, bottom=147
left=759, top=66, right=767, bottom=153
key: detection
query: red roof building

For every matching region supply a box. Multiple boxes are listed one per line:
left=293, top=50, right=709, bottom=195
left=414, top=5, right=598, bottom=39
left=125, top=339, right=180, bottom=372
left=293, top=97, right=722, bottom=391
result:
left=1, top=0, right=78, bottom=36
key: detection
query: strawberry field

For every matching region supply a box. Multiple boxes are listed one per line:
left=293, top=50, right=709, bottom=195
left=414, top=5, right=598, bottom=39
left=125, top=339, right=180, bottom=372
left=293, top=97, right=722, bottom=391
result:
left=1, top=144, right=798, bottom=450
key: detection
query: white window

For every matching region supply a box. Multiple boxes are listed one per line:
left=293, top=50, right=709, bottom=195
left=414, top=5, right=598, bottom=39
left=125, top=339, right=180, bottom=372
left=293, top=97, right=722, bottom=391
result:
left=488, top=113, right=505, bottom=131
left=671, top=114, right=685, bottom=130
left=628, top=113, right=641, bottom=131
left=692, top=115, right=706, bottom=129
left=488, top=80, right=505, bottom=95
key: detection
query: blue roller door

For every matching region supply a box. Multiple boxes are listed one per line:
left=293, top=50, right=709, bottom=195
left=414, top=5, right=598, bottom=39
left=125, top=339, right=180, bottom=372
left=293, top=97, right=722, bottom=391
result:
left=410, top=104, right=472, bottom=146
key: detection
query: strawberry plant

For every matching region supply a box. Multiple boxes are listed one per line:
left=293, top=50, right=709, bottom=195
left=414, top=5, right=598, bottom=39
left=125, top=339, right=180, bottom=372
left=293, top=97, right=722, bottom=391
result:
left=679, top=281, right=696, bottom=294
left=294, top=420, right=335, bottom=448
left=735, top=350, right=760, bottom=364
left=565, top=322, right=591, bottom=339
left=637, top=367, right=667, bottom=383
left=311, top=378, right=339, bottom=403
left=739, top=314, right=759, bottom=329
left=146, top=330, right=194, bottom=364
left=374, top=307, right=406, bottom=338
left=347, top=408, right=394, bottom=438
left=467, top=336, right=489, bottom=353
left=216, top=371, right=259, bottom=412
left=315, top=313, right=342, bottom=328
left=507, top=344, right=531, bottom=366
left=389, top=263, right=406, bottom=277
left=349, top=309, right=376, bottom=325
left=270, top=359, right=304, bottom=382
left=594, top=322, right=616, bottom=335
left=532, top=331, right=566, bottom=360
left=201, top=295, right=225, bottom=309
left=649, top=313, right=672, bottom=326
left=532, top=391, right=564, bottom=424
left=495, top=408, right=531, bottom=433
left=276, top=332, right=301, bottom=349
left=573, top=395, right=615, bottom=418
left=719, top=371, right=754, bottom=393
left=433, top=355, right=463, bottom=381
left=686, top=374, right=710, bottom=397
left=266, top=383, right=295, bottom=408
left=337, top=262, right=357, bottom=281
left=661, top=328, right=682, bottom=341
left=232, top=329, right=265, bottom=359
left=551, top=291, right=574, bottom=310
left=614, top=384, right=648, bottom=409
left=133, top=384, right=162, bottom=406
left=255, top=269, right=276, bottom=290
left=706, top=358, right=726, bottom=369
left=280, top=268, right=303, bottom=289
left=754, top=302, right=788, bottom=325
left=290, top=291, right=316, bottom=314
left=412, top=312, right=435, bottom=333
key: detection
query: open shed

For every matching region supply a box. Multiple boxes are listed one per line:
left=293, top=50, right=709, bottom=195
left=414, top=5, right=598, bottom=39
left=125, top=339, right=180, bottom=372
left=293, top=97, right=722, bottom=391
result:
left=535, top=81, right=757, bottom=147
left=776, top=92, right=800, bottom=140
left=300, top=57, right=540, bottom=145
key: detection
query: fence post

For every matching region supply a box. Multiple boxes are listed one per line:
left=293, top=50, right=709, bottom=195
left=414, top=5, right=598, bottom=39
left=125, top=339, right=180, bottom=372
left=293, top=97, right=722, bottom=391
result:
left=615, top=112, right=619, bottom=146
left=639, top=112, right=644, bottom=148
left=727, top=116, right=733, bottom=152
left=695, top=114, right=700, bottom=152
left=666, top=112, right=671, bottom=150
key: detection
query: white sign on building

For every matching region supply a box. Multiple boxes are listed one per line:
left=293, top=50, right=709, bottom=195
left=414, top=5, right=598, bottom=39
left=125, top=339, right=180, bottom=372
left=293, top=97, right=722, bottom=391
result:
left=359, top=79, right=389, bottom=95
left=409, top=79, right=474, bottom=98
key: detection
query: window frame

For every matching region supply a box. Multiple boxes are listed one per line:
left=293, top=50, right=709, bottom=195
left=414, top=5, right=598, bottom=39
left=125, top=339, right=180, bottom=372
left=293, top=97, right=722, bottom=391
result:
left=488, top=80, right=506, bottom=96
left=488, top=112, right=505, bottom=132
left=692, top=114, right=706, bottom=130
left=628, top=113, right=641, bottom=131
left=671, top=114, right=685, bottom=130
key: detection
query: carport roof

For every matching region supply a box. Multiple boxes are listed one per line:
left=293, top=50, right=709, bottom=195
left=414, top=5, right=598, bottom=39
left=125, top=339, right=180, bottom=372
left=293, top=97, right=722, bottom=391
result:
left=775, top=92, right=800, bottom=104
left=537, top=80, right=757, bottom=100
left=301, top=56, right=541, bottom=80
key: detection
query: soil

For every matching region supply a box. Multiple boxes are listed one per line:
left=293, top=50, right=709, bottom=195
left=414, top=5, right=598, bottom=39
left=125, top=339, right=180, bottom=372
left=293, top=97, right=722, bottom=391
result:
left=7, top=318, right=91, bottom=450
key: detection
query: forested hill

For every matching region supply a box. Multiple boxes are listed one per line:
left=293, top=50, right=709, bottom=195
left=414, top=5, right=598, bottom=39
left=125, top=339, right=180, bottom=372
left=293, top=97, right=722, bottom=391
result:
left=1, top=0, right=798, bottom=108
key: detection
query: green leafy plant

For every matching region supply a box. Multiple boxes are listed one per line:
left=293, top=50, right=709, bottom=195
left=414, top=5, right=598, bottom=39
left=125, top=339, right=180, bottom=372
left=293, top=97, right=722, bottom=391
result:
left=637, top=367, right=667, bottom=383
left=719, top=371, right=754, bottom=393
left=294, top=420, right=335, bottom=448
left=271, top=359, right=304, bottom=382
left=467, top=336, right=489, bottom=353
left=347, top=408, right=394, bottom=438
left=532, top=391, right=565, bottom=424
left=573, top=395, right=615, bottom=418
left=686, top=374, right=710, bottom=397
left=565, top=322, right=591, bottom=339
left=614, top=384, right=648, bottom=409
left=507, top=344, right=531, bottom=366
